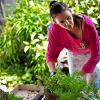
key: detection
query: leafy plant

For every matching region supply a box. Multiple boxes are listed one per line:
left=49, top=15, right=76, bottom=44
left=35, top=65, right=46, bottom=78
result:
left=43, top=70, right=100, bottom=100
left=0, top=89, right=22, bottom=100
left=0, top=0, right=50, bottom=83
left=7, top=93, right=22, bottom=100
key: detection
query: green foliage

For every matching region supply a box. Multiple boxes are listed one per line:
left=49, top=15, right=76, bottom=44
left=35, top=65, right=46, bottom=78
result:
left=0, top=89, right=22, bottom=100
left=0, top=20, right=20, bottom=66
left=7, top=93, right=22, bottom=100
left=43, top=70, right=100, bottom=100
left=0, top=0, right=100, bottom=90
left=0, top=0, right=50, bottom=83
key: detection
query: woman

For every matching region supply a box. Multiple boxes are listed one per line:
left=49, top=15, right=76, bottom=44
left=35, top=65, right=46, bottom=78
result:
left=46, top=1, right=100, bottom=84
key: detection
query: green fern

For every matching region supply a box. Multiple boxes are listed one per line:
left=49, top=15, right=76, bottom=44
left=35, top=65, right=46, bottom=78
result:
left=43, top=70, right=100, bottom=100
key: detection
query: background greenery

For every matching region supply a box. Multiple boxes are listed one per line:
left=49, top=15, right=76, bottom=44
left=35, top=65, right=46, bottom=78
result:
left=0, top=0, right=100, bottom=91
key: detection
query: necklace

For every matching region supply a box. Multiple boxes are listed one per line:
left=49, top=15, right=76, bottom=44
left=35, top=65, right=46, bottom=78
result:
left=80, top=40, right=88, bottom=49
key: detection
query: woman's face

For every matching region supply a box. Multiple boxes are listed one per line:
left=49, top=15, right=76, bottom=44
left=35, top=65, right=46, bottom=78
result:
left=54, top=10, right=74, bottom=31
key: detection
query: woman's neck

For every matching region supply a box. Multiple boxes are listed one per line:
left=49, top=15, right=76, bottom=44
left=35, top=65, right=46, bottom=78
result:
left=68, top=15, right=84, bottom=39
left=68, top=24, right=82, bottom=39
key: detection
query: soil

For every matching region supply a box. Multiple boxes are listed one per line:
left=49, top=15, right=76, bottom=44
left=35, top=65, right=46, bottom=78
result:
left=43, top=92, right=58, bottom=100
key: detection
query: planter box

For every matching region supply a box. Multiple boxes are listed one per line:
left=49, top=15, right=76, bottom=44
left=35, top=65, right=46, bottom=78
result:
left=10, top=84, right=44, bottom=100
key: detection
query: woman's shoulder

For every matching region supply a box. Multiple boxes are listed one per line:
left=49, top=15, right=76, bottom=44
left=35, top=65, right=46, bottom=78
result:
left=48, top=23, right=60, bottom=31
left=81, top=14, right=95, bottom=28
left=47, top=23, right=61, bottom=34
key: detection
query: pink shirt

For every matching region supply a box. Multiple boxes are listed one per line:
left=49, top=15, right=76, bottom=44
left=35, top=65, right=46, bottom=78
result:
left=46, top=15, right=100, bottom=73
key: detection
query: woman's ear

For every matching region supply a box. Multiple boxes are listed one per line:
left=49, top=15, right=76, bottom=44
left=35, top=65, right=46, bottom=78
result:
left=51, top=18, right=56, bottom=24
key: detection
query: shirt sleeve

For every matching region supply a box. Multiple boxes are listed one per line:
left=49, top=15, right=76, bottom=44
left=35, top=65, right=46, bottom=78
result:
left=46, top=25, right=63, bottom=64
left=82, top=24, right=100, bottom=73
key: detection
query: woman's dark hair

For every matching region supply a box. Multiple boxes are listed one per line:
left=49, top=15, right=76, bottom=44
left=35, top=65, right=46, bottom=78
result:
left=73, top=14, right=83, bottom=28
left=49, top=1, right=71, bottom=18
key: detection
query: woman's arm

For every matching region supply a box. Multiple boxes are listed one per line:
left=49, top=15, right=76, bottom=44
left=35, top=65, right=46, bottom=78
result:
left=46, top=24, right=63, bottom=72
left=47, top=61, right=56, bottom=72
left=82, top=24, right=100, bottom=73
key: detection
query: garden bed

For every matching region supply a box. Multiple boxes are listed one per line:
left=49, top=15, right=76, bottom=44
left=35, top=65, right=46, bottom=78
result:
left=10, top=84, right=44, bottom=100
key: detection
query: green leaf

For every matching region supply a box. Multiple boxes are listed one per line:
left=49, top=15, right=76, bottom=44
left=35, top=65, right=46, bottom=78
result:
left=24, top=46, right=29, bottom=53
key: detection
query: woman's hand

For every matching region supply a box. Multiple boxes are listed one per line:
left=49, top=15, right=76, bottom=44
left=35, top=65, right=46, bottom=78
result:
left=50, top=71, right=56, bottom=77
left=80, top=71, right=93, bottom=84
left=47, top=61, right=56, bottom=77
left=80, top=70, right=85, bottom=76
